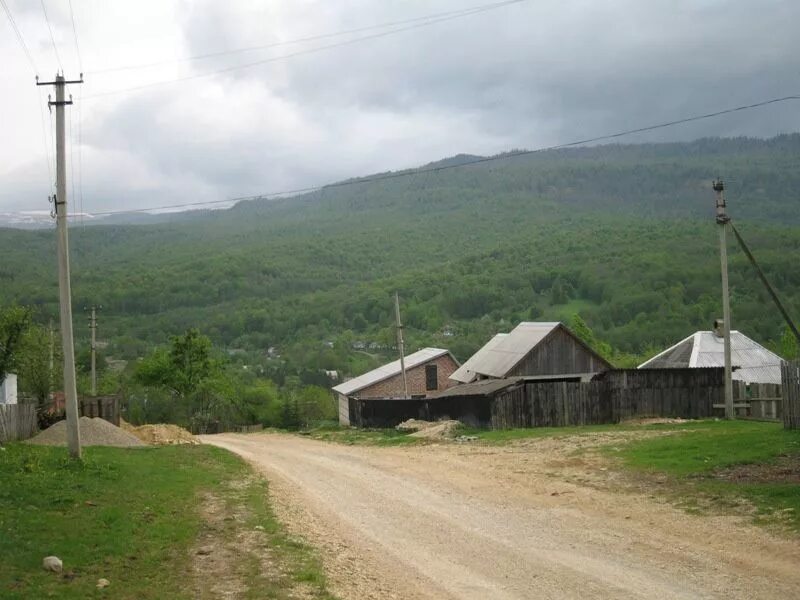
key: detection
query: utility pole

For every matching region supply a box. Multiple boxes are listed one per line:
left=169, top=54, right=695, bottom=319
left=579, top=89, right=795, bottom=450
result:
left=37, top=72, right=83, bottom=458
left=48, top=318, right=54, bottom=402
left=394, top=292, right=409, bottom=399
left=86, top=305, right=100, bottom=396
left=713, top=179, right=734, bottom=420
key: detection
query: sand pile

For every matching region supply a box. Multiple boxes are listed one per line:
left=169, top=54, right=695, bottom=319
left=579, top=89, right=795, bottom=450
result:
left=396, top=419, right=435, bottom=433
left=121, top=420, right=199, bottom=445
left=407, top=420, right=462, bottom=439
left=27, top=417, right=145, bottom=448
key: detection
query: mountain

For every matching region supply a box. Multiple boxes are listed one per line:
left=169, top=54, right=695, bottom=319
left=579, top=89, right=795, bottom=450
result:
left=1, top=134, right=799, bottom=374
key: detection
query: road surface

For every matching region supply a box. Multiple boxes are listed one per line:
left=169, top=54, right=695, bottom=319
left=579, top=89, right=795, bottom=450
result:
left=202, top=433, right=800, bottom=600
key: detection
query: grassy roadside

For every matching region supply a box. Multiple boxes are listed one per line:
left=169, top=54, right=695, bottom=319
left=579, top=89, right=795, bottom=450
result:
left=609, top=420, right=800, bottom=530
left=0, top=444, right=333, bottom=599
left=301, top=426, right=424, bottom=446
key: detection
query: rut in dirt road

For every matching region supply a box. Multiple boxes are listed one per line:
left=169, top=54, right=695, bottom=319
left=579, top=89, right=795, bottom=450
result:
left=203, top=433, right=800, bottom=600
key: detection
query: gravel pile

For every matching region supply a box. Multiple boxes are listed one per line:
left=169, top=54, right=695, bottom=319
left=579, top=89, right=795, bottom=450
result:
left=408, top=420, right=462, bottom=439
left=27, top=416, right=146, bottom=448
left=120, top=420, right=199, bottom=445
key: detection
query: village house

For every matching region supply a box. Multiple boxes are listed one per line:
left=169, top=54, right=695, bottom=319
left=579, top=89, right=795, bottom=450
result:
left=450, top=321, right=611, bottom=384
left=333, top=347, right=460, bottom=425
left=0, top=373, right=18, bottom=405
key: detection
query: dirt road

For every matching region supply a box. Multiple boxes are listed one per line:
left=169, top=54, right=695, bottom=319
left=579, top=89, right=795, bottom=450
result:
left=202, top=433, right=800, bottom=600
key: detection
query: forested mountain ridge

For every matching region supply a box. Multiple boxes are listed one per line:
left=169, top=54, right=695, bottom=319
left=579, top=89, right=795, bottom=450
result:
left=1, top=134, right=799, bottom=375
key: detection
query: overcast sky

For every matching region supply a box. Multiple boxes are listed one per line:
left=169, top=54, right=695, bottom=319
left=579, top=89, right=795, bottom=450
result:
left=1, top=0, right=799, bottom=214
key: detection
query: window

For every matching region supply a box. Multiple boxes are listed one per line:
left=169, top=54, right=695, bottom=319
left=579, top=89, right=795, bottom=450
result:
left=425, top=364, right=438, bottom=391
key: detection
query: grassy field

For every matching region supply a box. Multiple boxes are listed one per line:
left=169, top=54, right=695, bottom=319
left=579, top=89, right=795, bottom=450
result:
left=0, top=444, right=333, bottom=600
left=612, top=420, right=800, bottom=529
left=302, top=426, right=423, bottom=446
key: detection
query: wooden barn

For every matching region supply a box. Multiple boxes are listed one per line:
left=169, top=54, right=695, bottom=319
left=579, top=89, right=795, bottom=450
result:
left=450, top=322, right=611, bottom=384
left=333, top=347, right=460, bottom=426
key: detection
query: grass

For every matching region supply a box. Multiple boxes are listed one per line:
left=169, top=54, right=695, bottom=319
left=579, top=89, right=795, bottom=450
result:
left=0, top=443, right=333, bottom=599
left=301, top=425, right=423, bottom=446
left=610, top=420, right=800, bottom=529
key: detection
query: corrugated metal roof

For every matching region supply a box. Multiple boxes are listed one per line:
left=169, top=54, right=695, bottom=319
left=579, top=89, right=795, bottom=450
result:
left=450, top=322, right=561, bottom=382
left=449, top=333, right=508, bottom=383
left=639, top=330, right=784, bottom=384
left=332, top=347, right=453, bottom=396
left=429, top=377, right=522, bottom=398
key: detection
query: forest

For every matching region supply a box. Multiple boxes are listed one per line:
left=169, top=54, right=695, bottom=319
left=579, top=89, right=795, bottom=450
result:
left=2, top=134, right=800, bottom=395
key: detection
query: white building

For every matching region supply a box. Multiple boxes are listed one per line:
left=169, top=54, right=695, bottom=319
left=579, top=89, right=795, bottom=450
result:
left=0, top=373, right=18, bottom=405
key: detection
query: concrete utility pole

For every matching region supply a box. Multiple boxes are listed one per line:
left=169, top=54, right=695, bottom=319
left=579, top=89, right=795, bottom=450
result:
left=394, top=292, right=409, bottom=399
left=37, top=73, right=83, bottom=458
left=713, top=179, right=734, bottom=420
left=86, top=305, right=100, bottom=396
left=48, top=318, right=54, bottom=402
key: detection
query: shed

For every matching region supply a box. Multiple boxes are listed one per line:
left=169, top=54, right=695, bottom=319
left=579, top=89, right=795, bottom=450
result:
left=638, top=330, right=783, bottom=384
left=333, top=347, right=460, bottom=425
left=450, top=322, right=611, bottom=384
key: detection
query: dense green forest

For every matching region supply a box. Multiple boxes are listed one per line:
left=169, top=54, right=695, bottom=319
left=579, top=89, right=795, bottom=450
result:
left=2, top=134, right=800, bottom=382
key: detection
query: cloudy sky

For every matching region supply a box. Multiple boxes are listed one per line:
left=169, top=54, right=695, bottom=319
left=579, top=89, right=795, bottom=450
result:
left=1, top=0, right=799, bottom=214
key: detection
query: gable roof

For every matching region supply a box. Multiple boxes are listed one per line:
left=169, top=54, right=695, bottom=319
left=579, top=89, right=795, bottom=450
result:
left=638, top=330, right=784, bottom=384
left=452, top=322, right=571, bottom=383
left=332, top=347, right=455, bottom=396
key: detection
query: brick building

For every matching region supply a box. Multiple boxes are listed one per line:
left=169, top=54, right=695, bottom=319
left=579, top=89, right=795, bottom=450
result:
left=333, top=347, right=460, bottom=425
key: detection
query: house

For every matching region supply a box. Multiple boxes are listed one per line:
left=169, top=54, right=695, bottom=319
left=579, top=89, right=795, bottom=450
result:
left=638, top=325, right=784, bottom=384
left=450, top=322, right=611, bottom=384
left=333, top=347, right=460, bottom=425
left=0, top=373, right=18, bottom=405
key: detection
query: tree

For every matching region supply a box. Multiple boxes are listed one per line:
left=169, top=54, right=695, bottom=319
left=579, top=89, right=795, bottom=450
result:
left=779, top=325, right=799, bottom=360
left=0, top=305, right=32, bottom=384
left=17, top=324, right=60, bottom=406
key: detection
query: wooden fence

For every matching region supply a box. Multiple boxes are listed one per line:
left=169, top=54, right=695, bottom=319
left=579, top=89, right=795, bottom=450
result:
left=79, top=396, right=120, bottom=426
left=782, top=361, right=800, bottom=430
left=733, top=382, right=783, bottom=421
left=492, top=382, right=610, bottom=429
left=0, top=403, right=38, bottom=443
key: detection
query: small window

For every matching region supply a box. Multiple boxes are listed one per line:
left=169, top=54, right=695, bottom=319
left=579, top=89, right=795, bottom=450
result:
left=425, top=364, right=438, bottom=391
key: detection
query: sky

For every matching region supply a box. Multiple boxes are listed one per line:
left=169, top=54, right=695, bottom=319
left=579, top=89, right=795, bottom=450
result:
left=1, top=0, right=799, bottom=214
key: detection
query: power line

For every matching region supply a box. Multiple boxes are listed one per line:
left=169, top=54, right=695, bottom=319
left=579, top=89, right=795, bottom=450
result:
left=90, top=0, right=524, bottom=75
left=40, top=0, right=63, bottom=72
left=1, top=0, right=39, bottom=74
left=72, top=93, right=800, bottom=218
left=83, top=1, right=524, bottom=100
left=67, top=0, right=82, bottom=72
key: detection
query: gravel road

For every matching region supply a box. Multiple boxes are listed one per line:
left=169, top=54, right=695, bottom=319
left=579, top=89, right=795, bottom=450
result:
left=202, top=433, right=800, bottom=600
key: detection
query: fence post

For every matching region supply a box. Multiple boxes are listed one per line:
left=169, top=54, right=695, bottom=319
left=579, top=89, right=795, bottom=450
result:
left=782, top=360, right=800, bottom=430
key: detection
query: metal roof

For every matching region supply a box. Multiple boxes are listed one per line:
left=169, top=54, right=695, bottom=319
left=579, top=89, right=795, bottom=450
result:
left=332, top=347, right=454, bottom=396
left=450, top=322, right=561, bottom=382
left=429, top=377, right=522, bottom=399
left=450, top=333, right=508, bottom=383
left=638, top=330, right=784, bottom=384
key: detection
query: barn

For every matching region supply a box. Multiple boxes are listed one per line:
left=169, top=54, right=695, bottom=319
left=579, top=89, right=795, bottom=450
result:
left=333, top=347, right=460, bottom=426
left=450, top=322, right=612, bottom=384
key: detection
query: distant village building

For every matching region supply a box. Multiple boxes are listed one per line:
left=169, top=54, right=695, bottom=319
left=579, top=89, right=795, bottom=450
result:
left=332, top=348, right=460, bottom=425
left=638, top=326, right=784, bottom=384
left=0, top=373, right=18, bottom=405
left=450, top=322, right=611, bottom=384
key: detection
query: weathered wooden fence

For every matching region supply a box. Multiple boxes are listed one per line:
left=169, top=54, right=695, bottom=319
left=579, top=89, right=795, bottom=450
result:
left=733, top=382, right=783, bottom=421
left=79, top=396, right=120, bottom=426
left=0, top=403, right=38, bottom=443
left=782, top=360, right=800, bottom=430
left=492, top=382, right=610, bottom=429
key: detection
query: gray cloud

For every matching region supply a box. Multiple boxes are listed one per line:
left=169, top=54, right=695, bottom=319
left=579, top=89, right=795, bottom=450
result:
left=2, top=0, right=799, bottom=213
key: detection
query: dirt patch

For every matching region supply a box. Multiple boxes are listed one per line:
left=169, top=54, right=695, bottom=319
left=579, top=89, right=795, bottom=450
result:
left=408, top=420, right=461, bottom=439
left=714, top=455, right=800, bottom=484
left=121, top=420, right=199, bottom=445
left=26, top=416, right=145, bottom=447
left=621, top=417, right=691, bottom=426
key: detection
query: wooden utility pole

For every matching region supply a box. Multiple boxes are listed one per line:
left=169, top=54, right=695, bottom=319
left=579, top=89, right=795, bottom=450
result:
left=38, top=73, right=83, bottom=458
left=394, top=292, right=409, bottom=399
left=713, top=179, right=734, bottom=420
left=86, top=305, right=100, bottom=396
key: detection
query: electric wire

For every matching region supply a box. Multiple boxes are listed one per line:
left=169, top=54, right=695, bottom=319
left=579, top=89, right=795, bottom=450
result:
left=67, top=0, right=82, bottom=72
left=89, top=0, right=524, bottom=75
left=75, top=93, right=800, bottom=217
left=1, top=0, right=39, bottom=74
left=37, top=87, right=55, bottom=196
left=83, top=1, right=524, bottom=100
left=40, top=0, right=63, bottom=72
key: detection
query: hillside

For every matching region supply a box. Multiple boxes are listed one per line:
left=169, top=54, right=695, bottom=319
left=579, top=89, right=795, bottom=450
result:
left=1, top=135, right=799, bottom=375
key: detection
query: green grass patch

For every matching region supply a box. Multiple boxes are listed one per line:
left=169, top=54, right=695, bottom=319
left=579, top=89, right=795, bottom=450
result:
left=0, top=443, right=334, bottom=599
left=302, top=426, right=423, bottom=446
left=612, top=420, right=800, bottom=529
left=460, top=420, right=712, bottom=443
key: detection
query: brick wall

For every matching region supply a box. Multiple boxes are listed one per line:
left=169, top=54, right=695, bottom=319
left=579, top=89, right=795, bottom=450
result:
left=355, top=354, right=459, bottom=399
